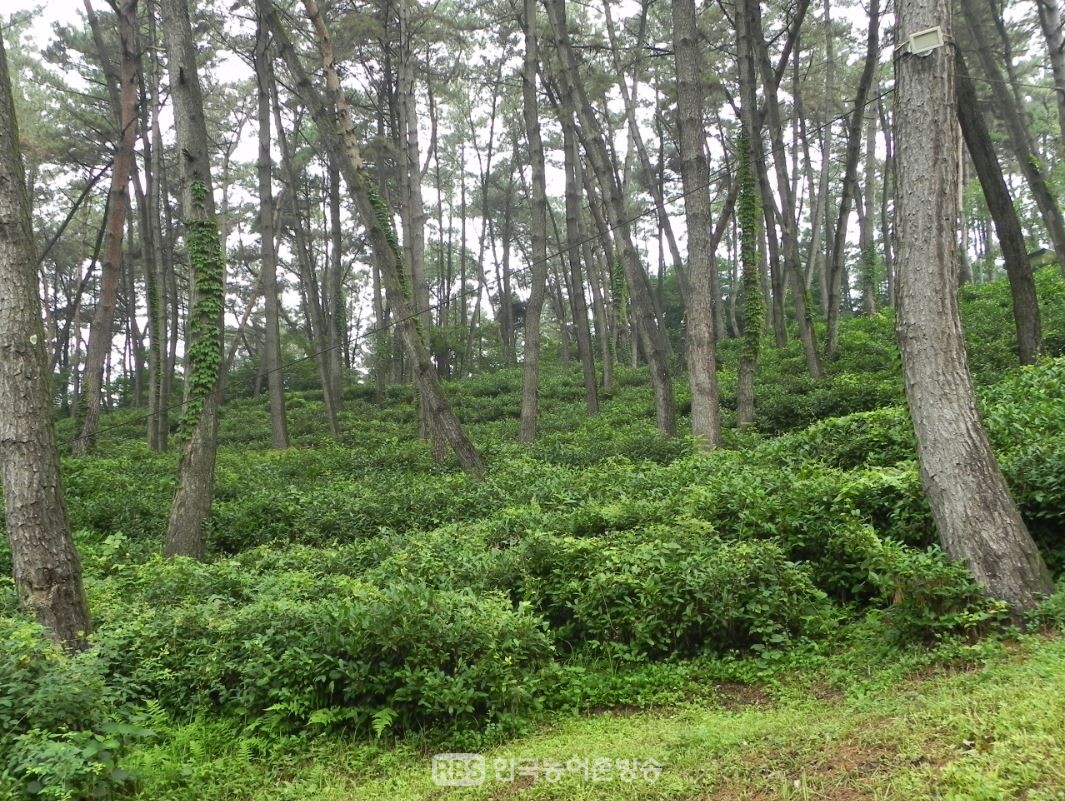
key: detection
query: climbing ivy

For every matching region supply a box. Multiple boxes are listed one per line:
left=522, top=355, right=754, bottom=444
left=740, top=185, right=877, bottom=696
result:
left=178, top=180, right=225, bottom=436
left=364, top=178, right=426, bottom=344
left=737, top=130, right=763, bottom=363
left=366, top=181, right=409, bottom=299
left=860, top=245, right=878, bottom=308
left=610, top=255, right=628, bottom=362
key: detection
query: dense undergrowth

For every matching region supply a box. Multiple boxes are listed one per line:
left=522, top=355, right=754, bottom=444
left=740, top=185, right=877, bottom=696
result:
left=2, top=268, right=1065, bottom=799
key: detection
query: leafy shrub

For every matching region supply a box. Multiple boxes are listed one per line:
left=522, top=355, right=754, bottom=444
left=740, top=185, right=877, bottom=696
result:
left=1027, top=581, right=1065, bottom=631
left=762, top=407, right=914, bottom=470
left=836, top=465, right=935, bottom=546
left=515, top=525, right=831, bottom=658
left=0, top=618, right=151, bottom=800
left=92, top=559, right=554, bottom=736
left=867, top=542, right=1010, bottom=642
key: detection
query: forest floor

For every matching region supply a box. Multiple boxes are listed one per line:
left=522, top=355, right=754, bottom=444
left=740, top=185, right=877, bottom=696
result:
left=135, top=632, right=1065, bottom=800
left=12, top=268, right=1061, bottom=801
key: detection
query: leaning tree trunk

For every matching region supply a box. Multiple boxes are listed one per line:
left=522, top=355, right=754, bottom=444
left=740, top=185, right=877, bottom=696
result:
left=1036, top=0, right=1065, bottom=150
left=961, top=0, right=1065, bottom=277
left=673, top=0, right=721, bottom=448
left=604, top=0, right=693, bottom=309
left=75, top=0, right=139, bottom=455
left=955, top=50, right=1042, bottom=365
left=254, top=13, right=289, bottom=448
left=518, top=0, right=550, bottom=443
left=266, top=0, right=482, bottom=472
left=894, top=0, right=1054, bottom=614
left=0, top=34, right=90, bottom=649
left=160, top=0, right=226, bottom=560
left=544, top=0, right=676, bottom=435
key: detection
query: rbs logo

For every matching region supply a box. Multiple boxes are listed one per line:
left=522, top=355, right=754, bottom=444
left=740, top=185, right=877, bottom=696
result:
left=431, top=753, right=487, bottom=787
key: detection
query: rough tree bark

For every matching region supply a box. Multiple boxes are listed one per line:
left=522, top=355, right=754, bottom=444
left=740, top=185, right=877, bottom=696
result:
left=160, top=0, right=226, bottom=560
left=0, top=32, right=90, bottom=649
left=561, top=106, right=599, bottom=417
left=543, top=0, right=676, bottom=435
left=254, top=12, right=289, bottom=448
left=673, top=0, right=721, bottom=448
left=745, top=0, right=823, bottom=377
left=75, top=0, right=139, bottom=455
left=825, top=0, right=879, bottom=357
left=1036, top=0, right=1065, bottom=148
left=961, top=0, right=1065, bottom=276
left=894, top=0, right=1054, bottom=614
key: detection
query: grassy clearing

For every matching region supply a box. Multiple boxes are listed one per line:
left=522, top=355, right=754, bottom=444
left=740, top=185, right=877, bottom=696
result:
left=125, top=633, right=1065, bottom=801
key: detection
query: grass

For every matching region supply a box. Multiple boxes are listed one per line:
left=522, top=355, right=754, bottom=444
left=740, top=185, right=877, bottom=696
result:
left=124, top=632, right=1065, bottom=800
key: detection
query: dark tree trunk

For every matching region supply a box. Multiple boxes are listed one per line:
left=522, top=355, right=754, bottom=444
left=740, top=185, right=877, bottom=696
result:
left=519, top=0, right=550, bottom=443
left=0, top=33, right=90, bottom=649
left=961, top=0, right=1065, bottom=277
left=268, top=0, right=482, bottom=473
left=254, top=12, right=289, bottom=448
left=826, top=0, right=879, bottom=357
left=562, top=108, right=599, bottom=416
left=76, top=0, right=139, bottom=454
left=955, top=50, right=1042, bottom=365
left=747, top=0, right=821, bottom=375
left=544, top=0, right=675, bottom=435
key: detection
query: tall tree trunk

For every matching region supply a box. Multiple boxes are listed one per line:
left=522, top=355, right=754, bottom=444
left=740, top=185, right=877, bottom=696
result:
left=894, top=0, right=1054, bottom=614
left=75, top=0, right=139, bottom=455
left=160, top=0, right=226, bottom=560
left=955, top=50, right=1042, bottom=364
left=736, top=11, right=764, bottom=427
left=396, top=0, right=438, bottom=450
left=961, top=0, right=1065, bottom=276
left=1036, top=0, right=1065, bottom=147
left=562, top=109, right=599, bottom=416
left=577, top=164, right=613, bottom=389
left=826, top=0, right=879, bottom=355
left=271, top=97, right=340, bottom=437
left=255, top=12, right=289, bottom=448
left=673, top=0, right=721, bottom=448
left=267, top=0, right=482, bottom=472
left=602, top=0, right=693, bottom=309
left=137, top=29, right=170, bottom=452
left=877, top=91, right=896, bottom=305
left=544, top=0, right=676, bottom=435
left=0, top=34, right=90, bottom=649
left=745, top=0, right=823, bottom=377
left=518, top=0, right=550, bottom=443
left=859, top=102, right=878, bottom=315
left=326, top=160, right=345, bottom=427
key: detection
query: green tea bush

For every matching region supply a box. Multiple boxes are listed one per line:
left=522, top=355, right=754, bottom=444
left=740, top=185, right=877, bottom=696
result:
left=0, top=618, right=150, bottom=800
left=515, top=525, right=830, bottom=658
left=761, top=406, right=914, bottom=470
left=836, top=465, right=935, bottom=546
left=866, top=542, right=1010, bottom=642
left=92, top=559, right=554, bottom=736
